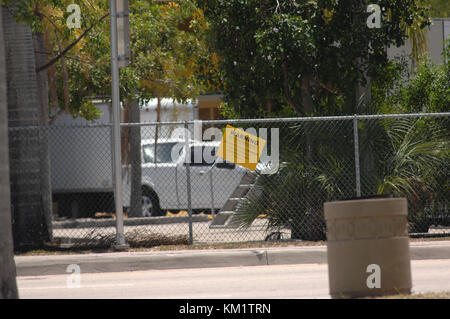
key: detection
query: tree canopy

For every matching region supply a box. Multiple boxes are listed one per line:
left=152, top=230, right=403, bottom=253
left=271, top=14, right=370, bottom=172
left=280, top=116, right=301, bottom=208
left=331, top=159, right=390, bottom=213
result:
left=1, top=0, right=220, bottom=121
left=424, top=0, right=450, bottom=17
left=197, top=0, right=431, bottom=118
left=372, top=40, right=450, bottom=114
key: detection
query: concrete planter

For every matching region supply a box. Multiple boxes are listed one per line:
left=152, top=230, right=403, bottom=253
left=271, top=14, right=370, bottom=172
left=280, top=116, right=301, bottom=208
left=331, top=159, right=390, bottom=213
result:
left=324, top=197, right=412, bottom=298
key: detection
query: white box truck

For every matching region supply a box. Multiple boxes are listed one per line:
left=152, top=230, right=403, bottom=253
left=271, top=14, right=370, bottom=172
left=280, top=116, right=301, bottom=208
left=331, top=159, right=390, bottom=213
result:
left=49, top=102, right=252, bottom=218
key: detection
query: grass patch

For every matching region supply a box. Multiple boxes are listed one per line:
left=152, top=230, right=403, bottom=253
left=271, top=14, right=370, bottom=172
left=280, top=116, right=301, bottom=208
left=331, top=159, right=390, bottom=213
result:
left=127, top=240, right=326, bottom=252
left=16, top=238, right=326, bottom=256
left=16, top=230, right=189, bottom=255
left=15, top=234, right=450, bottom=256
left=78, top=229, right=190, bottom=249
left=369, top=292, right=450, bottom=299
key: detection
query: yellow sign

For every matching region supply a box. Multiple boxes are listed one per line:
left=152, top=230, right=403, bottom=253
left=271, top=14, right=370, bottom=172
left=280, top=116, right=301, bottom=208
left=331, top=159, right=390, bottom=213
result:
left=216, top=125, right=266, bottom=171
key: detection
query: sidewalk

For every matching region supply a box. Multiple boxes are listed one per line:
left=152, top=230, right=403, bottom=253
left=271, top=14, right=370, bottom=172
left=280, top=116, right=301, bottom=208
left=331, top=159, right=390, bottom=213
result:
left=15, top=240, right=450, bottom=277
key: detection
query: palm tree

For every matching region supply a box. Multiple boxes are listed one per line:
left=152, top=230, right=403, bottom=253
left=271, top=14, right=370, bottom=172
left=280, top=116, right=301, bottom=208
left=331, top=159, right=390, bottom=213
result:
left=230, top=120, right=355, bottom=241
left=0, top=5, right=19, bottom=299
left=2, top=4, right=50, bottom=249
left=231, top=117, right=449, bottom=239
left=385, top=4, right=430, bottom=71
left=396, top=1, right=431, bottom=71
left=404, top=20, right=429, bottom=71
left=371, top=117, right=449, bottom=232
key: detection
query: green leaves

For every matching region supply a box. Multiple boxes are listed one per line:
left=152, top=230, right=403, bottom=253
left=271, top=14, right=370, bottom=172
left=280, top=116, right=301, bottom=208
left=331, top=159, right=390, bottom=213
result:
left=372, top=42, right=450, bottom=115
left=231, top=116, right=448, bottom=239
left=377, top=117, right=449, bottom=197
left=423, top=0, right=450, bottom=17
left=5, top=1, right=221, bottom=120
left=198, top=0, right=431, bottom=117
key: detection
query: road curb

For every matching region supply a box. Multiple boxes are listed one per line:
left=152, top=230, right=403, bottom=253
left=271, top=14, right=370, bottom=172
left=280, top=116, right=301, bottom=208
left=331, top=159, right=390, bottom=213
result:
left=15, top=241, right=450, bottom=277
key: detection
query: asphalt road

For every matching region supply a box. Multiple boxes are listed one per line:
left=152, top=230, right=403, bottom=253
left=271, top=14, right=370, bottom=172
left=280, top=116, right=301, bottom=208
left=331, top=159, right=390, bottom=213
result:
left=17, top=259, right=450, bottom=299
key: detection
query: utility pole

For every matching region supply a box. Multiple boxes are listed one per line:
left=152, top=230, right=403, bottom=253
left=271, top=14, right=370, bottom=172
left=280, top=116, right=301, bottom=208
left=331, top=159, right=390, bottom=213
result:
left=110, top=0, right=130, bottom=249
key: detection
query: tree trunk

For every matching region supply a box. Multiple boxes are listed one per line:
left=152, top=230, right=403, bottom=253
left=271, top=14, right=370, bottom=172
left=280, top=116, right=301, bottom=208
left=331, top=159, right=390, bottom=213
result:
left=300, top=76, right=314, bottom=116
left=33, top=32, right=53, bottom=241
left=128, top=99, right=142, bottom=217
left=354, top=57, right=371, bottom=113
left=2, top=5, right=49, bottom=250
left=281, top=54, right=303, bottom=116
left=0, top=5, right=19, bottom=299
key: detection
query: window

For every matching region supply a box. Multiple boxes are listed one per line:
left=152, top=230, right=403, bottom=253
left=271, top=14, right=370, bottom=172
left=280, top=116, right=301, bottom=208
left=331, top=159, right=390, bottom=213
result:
left=142, top=143, right=178, bottom=164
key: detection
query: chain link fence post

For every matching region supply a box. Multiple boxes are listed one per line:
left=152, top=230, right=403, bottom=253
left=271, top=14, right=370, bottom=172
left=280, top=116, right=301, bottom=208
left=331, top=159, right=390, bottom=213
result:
left=353, top=115, right=361, bottom=198
left=184, top=122, right=194, bottom=245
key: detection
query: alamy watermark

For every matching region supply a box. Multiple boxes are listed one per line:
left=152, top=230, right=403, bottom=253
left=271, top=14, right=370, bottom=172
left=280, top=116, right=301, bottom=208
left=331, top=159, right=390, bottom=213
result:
left=366, top=264, right=381, bottom=289
left=66, top=264, right=81, bottom=288
left=367, top=4, right=382, bottom=29
left=66, top=4, right=81, bottom=29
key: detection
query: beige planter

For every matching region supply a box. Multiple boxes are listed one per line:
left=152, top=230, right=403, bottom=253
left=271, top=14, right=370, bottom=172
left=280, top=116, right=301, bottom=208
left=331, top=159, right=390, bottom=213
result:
left=324, top=197, right=412, bottom=299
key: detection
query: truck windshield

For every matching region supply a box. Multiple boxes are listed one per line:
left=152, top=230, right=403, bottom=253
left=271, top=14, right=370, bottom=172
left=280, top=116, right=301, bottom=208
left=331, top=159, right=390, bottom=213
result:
left=143, top=143, right=178, bottom=163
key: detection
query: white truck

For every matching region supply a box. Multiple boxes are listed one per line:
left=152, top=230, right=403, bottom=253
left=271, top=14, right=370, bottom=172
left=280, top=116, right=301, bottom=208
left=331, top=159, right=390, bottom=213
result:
left=123, top=139, right=250, bottom=217
left=50, top=112, right=252, bottom=218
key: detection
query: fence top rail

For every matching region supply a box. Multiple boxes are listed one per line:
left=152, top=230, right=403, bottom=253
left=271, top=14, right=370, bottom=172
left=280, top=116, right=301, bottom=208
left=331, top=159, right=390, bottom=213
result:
left=8, top=123, right=113, bottom=131
left=121, top=112, right=450, bottom=127
left=7, top=112, right=450, bottom=130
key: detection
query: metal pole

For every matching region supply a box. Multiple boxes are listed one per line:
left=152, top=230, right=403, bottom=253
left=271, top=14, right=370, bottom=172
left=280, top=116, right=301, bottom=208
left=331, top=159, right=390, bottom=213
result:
left=353, top=116, right=361, bottom=198
left=184, top=122, right=194, bottom=245
left=209, top=162, right=216, bottom=219
left=110, top=0, right=127, bottom=248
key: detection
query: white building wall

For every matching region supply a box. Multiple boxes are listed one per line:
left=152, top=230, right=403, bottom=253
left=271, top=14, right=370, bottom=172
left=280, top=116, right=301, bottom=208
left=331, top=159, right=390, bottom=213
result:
left=387, top=18, right=450, bottom=66
left=139, top=98, right=199, bottom=141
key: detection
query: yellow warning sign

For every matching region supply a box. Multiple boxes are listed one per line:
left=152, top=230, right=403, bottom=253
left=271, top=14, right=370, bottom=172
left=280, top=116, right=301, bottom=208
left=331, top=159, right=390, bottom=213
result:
left=216, top=125, right=266, bottom=171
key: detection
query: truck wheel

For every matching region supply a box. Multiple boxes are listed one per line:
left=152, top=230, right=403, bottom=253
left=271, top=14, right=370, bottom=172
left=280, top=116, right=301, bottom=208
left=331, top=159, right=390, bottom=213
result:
left=142, top=188, right=163, bottom=217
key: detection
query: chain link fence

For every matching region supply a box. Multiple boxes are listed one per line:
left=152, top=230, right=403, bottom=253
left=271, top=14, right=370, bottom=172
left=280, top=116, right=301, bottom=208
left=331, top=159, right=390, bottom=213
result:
left=8, top=113, right=450, bottom=249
